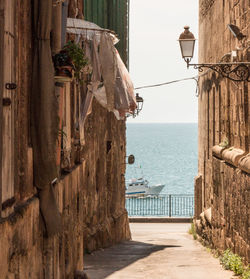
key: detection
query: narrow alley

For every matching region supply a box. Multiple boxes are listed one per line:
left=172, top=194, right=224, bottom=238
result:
left=0, top=1, right=249, bottom=278
left=84, top=223, right=233, bottom=279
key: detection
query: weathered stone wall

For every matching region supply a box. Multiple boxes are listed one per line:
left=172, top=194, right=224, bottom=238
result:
left=81, top=100, right=131, bottom=253
left=0, top=198, right=43, bottom=278
left=0, top=104, right=131, bottom=278
left=211, top=157, right=249, bottom=258
left=0, top=1, right=131, bottom=278
left=196, top=0, right=249, bottom=263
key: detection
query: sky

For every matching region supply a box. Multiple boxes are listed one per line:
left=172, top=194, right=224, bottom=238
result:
left=128, top=0, right=199, bottom=123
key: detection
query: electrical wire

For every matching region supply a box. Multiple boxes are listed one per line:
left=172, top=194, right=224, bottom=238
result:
left=135, top=76, right=201, bottom=97
left=134, top=76, right=198, bottom=90
left=134, top=52, right=234, bottom=91
left=134, top=49, right=250, bottom=98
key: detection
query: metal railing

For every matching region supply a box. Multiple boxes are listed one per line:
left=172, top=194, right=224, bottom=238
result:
left=125, top=194, right=194, bottom=217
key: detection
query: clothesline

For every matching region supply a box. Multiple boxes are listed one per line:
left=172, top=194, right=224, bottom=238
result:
left=67, top=25, right=117, bottom=35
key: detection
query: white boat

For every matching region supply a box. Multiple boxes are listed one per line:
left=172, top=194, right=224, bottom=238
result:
left=126, top=177, right=165, bottom=197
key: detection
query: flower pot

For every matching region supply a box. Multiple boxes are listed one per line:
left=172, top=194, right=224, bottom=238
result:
left=56, top=65, right=73, bottom=78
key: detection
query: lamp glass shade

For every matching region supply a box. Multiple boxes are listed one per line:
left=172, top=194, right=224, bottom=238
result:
left=135, top=93, right=143, bottom=115
left=179, top=39, right=195, bottom=59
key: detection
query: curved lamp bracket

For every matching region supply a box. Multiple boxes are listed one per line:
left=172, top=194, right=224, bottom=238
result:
left=188, top=62, right=250, bottom=82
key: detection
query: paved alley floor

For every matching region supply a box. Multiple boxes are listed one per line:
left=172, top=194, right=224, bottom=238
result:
left=84, top=223, right=234, bottom=279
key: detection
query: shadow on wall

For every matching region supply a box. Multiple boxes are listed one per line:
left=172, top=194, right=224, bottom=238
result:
left=84, top=240, right=181, bottom=279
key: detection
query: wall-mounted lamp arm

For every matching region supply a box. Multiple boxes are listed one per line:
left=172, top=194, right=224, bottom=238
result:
left=179, top=26, right=250, bottom=82
left=187, top=62, right=250, bottom=82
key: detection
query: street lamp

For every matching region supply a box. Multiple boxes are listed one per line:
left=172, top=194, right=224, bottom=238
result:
left=178, top=26, right=196, bottom=64
left=178, top=26, right=250, bottom=82
left=133, top=93, right=144, bottom=117
left=127, top=154, right=135, bottom=165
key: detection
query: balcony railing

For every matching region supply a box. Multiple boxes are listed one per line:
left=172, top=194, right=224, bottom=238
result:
left=126, top=194, right=194, bottom=217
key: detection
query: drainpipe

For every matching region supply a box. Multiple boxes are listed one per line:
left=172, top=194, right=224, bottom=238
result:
left=0, top=9, right=3, bottom=216
left=61, top=0, right=68, bottom=47
left=52, top=1, right=62, bottom=54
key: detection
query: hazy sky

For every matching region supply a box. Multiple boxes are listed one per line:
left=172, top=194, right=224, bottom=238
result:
left=128, top=0, right=199, bottom=123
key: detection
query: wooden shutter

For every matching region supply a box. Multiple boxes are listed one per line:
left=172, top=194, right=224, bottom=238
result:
left=0, top=0, right=15, bottom=217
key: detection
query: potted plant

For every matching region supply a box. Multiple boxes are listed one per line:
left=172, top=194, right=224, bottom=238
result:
left=53, top=41, right=90, bottom=80
left=64, top=41, right=89, bottom=80
left=53, top=49, right=74, bottom=78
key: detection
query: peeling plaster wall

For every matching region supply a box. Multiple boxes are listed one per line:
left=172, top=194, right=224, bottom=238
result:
left=196, top=0, right=250, bottom=263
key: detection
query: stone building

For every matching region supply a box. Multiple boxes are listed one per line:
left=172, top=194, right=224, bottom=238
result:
left=0, top=0, right=133, bottom=278
left=195, top=0, right=249, bottom=263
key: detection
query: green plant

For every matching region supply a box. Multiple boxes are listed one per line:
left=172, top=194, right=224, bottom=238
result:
left=231, top=255, right=244, bottom=275
left=204, top=246, right=220, bottom=259
left=242, top=267, right=250, bottom=279
left=206, top=247, right=212, bottom=253
left=62, top=41, right=89, bottom=80
left=213, top=249, right=220, bottom=258
left=219, top=137, right=229, bottom=148
left=220, top=249, right=233, bottom=270
left=220, top=249, right=245, bottom=276
left=188, top=222, right=197, bottom=240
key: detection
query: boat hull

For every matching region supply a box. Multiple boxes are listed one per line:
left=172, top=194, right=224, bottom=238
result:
left=126, top=184, right=165, bottom=197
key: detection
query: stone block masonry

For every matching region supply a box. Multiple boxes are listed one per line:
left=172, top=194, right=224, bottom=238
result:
left=0, top=0, right=131, bottom=277
left=196, top=0, right=249, bottom=263
left=0, top=121, right=131, bottom=278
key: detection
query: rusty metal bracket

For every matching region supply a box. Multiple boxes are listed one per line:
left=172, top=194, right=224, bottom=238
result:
left=187, top=62, right=250, bottom=82
left=5, top=83, right=17, bottom=90
left=2, top=197, right=15, bottom=211
left=2, top=98, right=11, bottom=106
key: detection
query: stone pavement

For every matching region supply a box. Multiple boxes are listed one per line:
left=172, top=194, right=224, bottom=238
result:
left=84, top=223, right=234, bottom=279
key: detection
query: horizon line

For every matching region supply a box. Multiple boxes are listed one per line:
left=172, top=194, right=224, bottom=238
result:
left=126, top=122, right=198, bottom=124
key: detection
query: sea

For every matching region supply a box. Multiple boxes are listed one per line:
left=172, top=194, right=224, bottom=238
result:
left=125, top=123, right=198, bottom=195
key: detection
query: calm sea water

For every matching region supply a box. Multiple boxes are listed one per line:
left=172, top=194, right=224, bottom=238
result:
left=126, top=123, right=198, bottom=195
